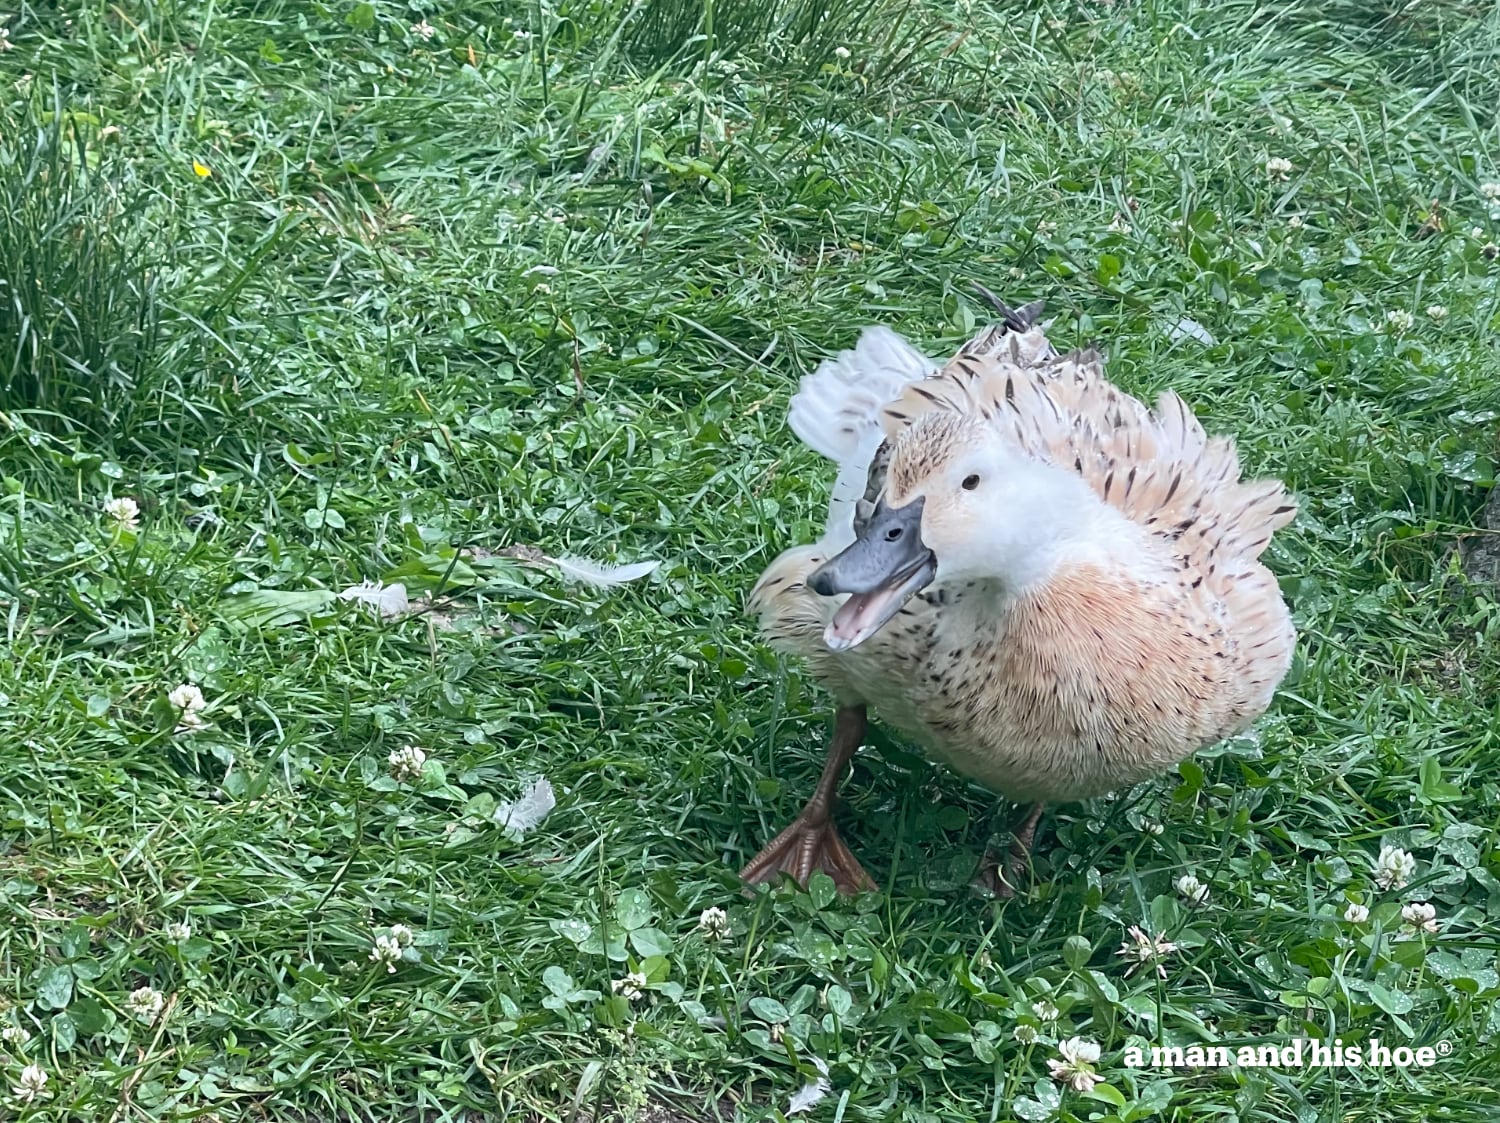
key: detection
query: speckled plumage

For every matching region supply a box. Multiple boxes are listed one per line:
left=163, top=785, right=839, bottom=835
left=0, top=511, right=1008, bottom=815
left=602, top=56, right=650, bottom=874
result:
left=751, top=311, right=1296, bottom=807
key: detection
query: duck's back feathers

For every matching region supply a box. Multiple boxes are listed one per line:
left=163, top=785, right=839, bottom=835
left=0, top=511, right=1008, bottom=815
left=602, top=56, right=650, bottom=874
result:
left=879, top=320, right=1296, bottom=568
left=788, top=326, right=937, bottom=549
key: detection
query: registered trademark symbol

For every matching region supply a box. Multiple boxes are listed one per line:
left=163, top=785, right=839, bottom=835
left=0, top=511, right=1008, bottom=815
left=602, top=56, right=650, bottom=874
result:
left=1436, top=1040, right=1452, bottom=1057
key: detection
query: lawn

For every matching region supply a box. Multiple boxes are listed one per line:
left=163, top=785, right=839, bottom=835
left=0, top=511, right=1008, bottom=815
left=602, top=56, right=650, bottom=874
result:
left=2, top=0, right=1499, bottom=1119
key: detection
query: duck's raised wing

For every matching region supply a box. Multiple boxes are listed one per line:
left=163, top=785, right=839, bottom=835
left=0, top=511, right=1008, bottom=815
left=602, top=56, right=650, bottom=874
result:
left=786, top=326, right=937, bottom=551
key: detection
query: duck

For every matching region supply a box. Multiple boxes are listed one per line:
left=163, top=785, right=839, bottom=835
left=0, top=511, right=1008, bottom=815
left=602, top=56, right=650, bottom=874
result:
left=742, top=290, right=1296, bottom=895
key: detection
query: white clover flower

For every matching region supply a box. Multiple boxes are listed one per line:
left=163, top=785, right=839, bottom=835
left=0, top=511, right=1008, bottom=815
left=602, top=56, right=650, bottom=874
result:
left=388, top=924, right=415, bottom=948
left=1265, top=156, right=1292, bottom=181
left=1425, top=304, right=1449, bottom=321
left=168, top=683, right=206, bottom=714
left=1383, top=309, right=1414, bottom=334
left=1175, top=873, right=1210, bottom=905
left=513, top=28, right=532, bottom=40
left=1472, top=226, right=1487, bottom=239
left=410, top=18, right=435, bottom=39
left=696, top=906, right=730, bottom=941
left=368, top=933, right=403, bottom=973
left=168, top=683, right=209, bottom=734
left=533, top=282, right=552, bottom=294
left=1031, top=1000, right=1059, bottom=1022
left=1047, top=1036, right=1102, bottom=1093
left=1116, top=925, right=1178, bottom=978
left=164, top=921, right=191, bottom=941
left=1036, top=219, right=1058, bottom=236
left=1, top=1025, right=31, bottom=1047
left=1013, top=1023, right=1038, bottom=1044
left=834, top=46, right=851, bottom=59
left=1480, top=182, right=1500, bottom=202
left=611, top=970, right=648, bottom=1001
left=1140, top=818, right=1165, bottom=836
left=1107, top=212, right=1131, bottom=234
left=1286, top=214, right=1304, bottom=229
left=104, top=495, right=141, bottom=530
left=388, top=744, right=427, bottom=782
left=1374, top=845, right=1417, bottom=890
left=12, top=1064, right=46, bottom=1102
left=1401, top=901, right=1439, bottom=934
left=125, top=985, right=165, bottom=1023
left=1342, top=901, right=1369, bottom=924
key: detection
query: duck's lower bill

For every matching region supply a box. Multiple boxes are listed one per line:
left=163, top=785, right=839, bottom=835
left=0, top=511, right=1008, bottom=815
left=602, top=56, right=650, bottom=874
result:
left=823, top=553, right=938, bottom=651
left=808, top=494, right=936, bottom=651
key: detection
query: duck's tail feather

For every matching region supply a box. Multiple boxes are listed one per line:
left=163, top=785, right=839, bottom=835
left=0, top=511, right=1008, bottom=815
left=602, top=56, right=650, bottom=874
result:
left=971, top=283, right=1045, bottom=334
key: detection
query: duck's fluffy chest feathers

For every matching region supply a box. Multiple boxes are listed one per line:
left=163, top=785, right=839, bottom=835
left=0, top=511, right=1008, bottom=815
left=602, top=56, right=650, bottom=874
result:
left=760, top=555, right=1291, bottom=803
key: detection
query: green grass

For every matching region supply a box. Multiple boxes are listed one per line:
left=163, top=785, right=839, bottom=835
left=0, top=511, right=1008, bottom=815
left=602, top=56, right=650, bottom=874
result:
left=0, top=93, right=161, bottom=437
left=1, top=0, right=1499, bottom=1119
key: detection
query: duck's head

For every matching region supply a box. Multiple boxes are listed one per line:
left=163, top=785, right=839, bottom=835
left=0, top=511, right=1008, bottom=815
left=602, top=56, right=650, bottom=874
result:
left=809, top=412, right=1096, bottom=651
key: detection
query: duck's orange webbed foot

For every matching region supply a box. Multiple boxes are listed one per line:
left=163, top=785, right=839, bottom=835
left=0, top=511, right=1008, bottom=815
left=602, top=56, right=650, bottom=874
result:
left=740, top=705, right=876, bottom=895
left=972, top=801, right=1045, bottom=899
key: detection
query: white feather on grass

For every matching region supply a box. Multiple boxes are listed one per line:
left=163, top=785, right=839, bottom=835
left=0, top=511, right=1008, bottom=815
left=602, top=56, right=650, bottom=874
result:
left=785, top=1058, right=831, bottom=1116
left=1165, top=316, right=1215, bottom=346
left=546, top=554, right=660, bottom=588
left=493, top=777, right=556, bottom=837
left=338, top=580, right=410, bottom=619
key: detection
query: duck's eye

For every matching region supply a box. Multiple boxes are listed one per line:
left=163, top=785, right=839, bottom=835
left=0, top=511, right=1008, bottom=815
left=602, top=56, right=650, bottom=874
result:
left=962, top=474, right=981, bottom=491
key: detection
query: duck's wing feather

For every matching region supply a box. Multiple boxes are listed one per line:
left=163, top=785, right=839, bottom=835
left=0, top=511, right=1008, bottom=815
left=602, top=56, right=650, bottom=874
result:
left=787, top=326, right=938, bottom=550
left=880, top=317, right=1295, bottom=565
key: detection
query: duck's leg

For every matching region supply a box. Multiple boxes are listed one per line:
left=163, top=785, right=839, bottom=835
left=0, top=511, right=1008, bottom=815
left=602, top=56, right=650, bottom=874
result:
left=973, top=802, right=1045, bottom=899
left=740, top=705, right=875, bottom=894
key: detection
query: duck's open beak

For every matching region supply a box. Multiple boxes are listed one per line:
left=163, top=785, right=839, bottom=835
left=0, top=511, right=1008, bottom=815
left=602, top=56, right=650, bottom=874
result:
left=808, top=496, right=937, bottom=651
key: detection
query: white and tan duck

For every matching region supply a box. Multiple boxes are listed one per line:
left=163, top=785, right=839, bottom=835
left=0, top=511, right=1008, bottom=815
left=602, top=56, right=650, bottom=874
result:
left=743, top=292, right=1296, bottom=895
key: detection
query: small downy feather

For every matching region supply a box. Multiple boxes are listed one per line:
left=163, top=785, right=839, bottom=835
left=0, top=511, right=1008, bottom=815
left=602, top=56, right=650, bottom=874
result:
left=338, top=580, right=410, bottom=619
left=785, top=1058, right=831, bottom=1116
left=493, top=777, right=556, bottom=837
left=547, top=554, right=661, bottom=587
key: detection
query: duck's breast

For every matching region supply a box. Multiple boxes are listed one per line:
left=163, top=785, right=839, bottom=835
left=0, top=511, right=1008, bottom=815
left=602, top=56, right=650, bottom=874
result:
left=880, top=563, right=1291, bottom=802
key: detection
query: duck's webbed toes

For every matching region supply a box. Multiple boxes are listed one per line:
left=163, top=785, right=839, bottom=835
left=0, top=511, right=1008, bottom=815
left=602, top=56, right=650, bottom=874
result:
left=971, top=801, right=1046, bottom=900
left=741, top=704, right=876, bottom=895
left=740, top=817, right=876, bottom=895
left=971, top=848, right=1019, bottom=898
